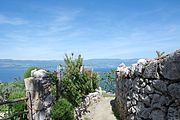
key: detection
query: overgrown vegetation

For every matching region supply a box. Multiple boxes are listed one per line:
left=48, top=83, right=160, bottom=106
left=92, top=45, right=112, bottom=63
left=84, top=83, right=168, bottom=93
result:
left=49, top=53, right=100, bottom=119
left=60, top=54, right=99, bottom=107
left=101, top=69, right=116, bottom=93
left=0, top=80, right=26, bottom=119
left=50, top=98, right=74, bottom=120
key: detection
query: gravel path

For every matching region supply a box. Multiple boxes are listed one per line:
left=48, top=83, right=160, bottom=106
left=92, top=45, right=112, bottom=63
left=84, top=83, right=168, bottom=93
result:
left=83, top=97, right=117, bottom=120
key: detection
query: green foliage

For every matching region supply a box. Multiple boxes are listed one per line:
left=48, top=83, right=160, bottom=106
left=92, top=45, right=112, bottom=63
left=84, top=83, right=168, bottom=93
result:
left=156, top=50, right=165, bottom=58
left=23, top=66, right=40, bottom=79
left=61, top=53, right=99, bottom=107
left=0, top=80, right=27, bottom=119
left=50, top=98, right=74, bottom=120
left=8, top=90, right=26, bottom=112
left=101, top=70, right=116, bottom=92
left=47, top=71, right=58, bottom=96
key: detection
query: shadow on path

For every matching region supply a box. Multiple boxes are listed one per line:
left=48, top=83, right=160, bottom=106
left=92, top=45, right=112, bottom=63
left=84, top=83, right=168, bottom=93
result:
left=110, top=99, right=122, bottom=120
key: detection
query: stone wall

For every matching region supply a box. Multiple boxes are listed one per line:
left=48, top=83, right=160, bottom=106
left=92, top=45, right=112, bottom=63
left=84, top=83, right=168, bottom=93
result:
left=115, top=49, right=180, bottom=120
left=24, top=69, right=53, bottom=120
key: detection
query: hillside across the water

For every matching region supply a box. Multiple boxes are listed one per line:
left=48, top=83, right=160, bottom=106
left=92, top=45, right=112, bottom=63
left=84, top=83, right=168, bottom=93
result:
left=0, top=59, right=137, bottom=82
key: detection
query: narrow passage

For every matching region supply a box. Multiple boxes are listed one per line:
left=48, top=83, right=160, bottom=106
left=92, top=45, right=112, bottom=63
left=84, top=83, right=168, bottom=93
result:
left=83, top=97, right=117, bottom=120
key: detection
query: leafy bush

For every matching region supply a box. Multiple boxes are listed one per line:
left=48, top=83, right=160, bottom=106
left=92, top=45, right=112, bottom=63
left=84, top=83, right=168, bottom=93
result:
left=101, top=70, right=116, bottom=92
left=61, top=54, right=100, bottom=106
left=50, top=98, right=74, bottom=120
left=23, top=67, right=40, bottom=79
left=8, top=90, right=26, bottom=112
left=0, top=80, right=27, bottom=119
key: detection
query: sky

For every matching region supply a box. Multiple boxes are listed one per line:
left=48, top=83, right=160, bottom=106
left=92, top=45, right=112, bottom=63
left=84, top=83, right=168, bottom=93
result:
left=0, top=0, right=180, bottom=60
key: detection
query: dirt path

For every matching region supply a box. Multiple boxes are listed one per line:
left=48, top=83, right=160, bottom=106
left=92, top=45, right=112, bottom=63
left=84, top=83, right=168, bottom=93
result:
left=83, top=97, right=117, bottom=120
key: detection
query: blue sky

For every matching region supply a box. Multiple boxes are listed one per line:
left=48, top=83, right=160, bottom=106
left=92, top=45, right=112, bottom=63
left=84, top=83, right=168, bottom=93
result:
left=0, top=0, right=180, bottom=60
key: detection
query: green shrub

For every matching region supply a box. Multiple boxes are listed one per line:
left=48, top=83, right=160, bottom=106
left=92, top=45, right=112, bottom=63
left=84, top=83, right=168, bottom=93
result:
left=50, top=98, right=75, bottom=120
left=61, top=54, right=100, bottom=107
left=8, top=90, right=26, bottom=112
left=0, top=80, right=27, bottom=120
left=101, top=70, right=116, bottom=92
left=23, top=67, right=39, bottom=79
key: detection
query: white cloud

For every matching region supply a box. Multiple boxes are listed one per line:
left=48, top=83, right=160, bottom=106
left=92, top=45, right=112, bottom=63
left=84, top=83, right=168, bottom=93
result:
left=0, top=14, right=28, bottom=25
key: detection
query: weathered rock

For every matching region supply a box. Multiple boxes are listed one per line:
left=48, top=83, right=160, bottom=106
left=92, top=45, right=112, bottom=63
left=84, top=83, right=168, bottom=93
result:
left=31, top=69, right=48, bottom=78
left=134, top=85, right=140, bottom=93
left=129, top=64, right=137, bottom=76
left=24, top=69, right=52, bottom=120
left=152, top=80, right=167, bottom=92
left=140, top=82, right=146, bottom=88
left=138, top=108, right=152, bottom=119
left=175, top=99, right=180, bottom=106
left=128, top=106, right=136, bottom=114
left=115, top=49, right=180, bottom=120
left=159, top=49, right=180, bottom=80
left=167, top=106, right=180, bottom=120
left=151, top=94, right=160, bottom=108
left=150, top=110, right=165, bottom=120
left=142, top=96, right=150, bottom=106
left=131, top=99, right=137, bottom=106
left=168, top=83, right=180, bottom=99
left=127, top=101, right=131, bottom=108
left=144, top=85, right=154, bottom=94
left=143, top=61, right=159, bottom=79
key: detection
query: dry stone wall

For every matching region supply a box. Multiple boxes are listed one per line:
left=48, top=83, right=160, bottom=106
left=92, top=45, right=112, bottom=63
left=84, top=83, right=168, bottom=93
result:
left=24, top=69, right=53, bottom=120
left=115, top=49, right=180, bottom=120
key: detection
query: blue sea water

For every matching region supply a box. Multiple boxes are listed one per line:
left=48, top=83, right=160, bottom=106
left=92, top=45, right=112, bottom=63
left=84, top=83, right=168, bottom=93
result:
left=0, top=67, right=114, bottom=83
left=0, top=68, right=25, bottom=82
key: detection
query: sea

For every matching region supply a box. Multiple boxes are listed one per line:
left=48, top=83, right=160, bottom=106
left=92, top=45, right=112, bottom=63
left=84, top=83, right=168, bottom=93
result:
left=0, top=59, right=137, bottom=83
left=0, top=67, right=114, bottom=83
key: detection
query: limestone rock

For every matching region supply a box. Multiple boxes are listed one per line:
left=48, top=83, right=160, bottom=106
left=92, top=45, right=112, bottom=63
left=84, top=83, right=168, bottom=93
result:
left=150, top=110, right=165, bottom=120
left=137, top=59, right=147, bottom=65
left=142, top=96, right=150, bottom=106
left=117, top=63, right=129, bottom=78
left=167, top=106, right=180, bottom=120
left=140, top=82, right=146, bottom=88
left=127, top=101, right=131, bottom=108
left=168, top=83, right=180, bottom=99
left=143, top=61, right=159, bottom=79
left=31, top=69, right=48, bottom=78
left=151, top=94, right=160, bottom=108
left=159, top=49, right=180, bottom=80
left=138, top=108, right=152, bottom=119
left=175, top=99, right=180, bottom=106
left=144, top=85, right=154, bottom=94
left=44, top=95, right=53, bottom=107
left=152, top=80, right=168, bottom=92
left=129, top=64, right=137, bottom=76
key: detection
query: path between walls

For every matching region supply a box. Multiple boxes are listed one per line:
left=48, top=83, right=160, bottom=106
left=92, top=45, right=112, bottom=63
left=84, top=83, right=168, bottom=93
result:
left=83, top=97, right=117, bottom=120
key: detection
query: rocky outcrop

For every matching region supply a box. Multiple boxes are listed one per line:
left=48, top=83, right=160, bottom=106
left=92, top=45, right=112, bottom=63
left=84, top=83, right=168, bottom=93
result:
left=115, top=49, right=180, bottom=120
left=24, top=69, right=53, bottom=120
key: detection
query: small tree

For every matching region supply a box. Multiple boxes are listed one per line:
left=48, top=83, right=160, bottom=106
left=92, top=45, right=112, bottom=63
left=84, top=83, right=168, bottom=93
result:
left=61, top=53, right=99, bottom=107
left=156, top=50, right=165, bottom=58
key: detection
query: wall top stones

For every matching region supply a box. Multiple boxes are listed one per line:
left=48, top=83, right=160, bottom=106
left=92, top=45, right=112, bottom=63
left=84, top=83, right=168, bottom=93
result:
left=116, top=49, right=180, bottom=81
left=115, top=49, right=180, bottom=120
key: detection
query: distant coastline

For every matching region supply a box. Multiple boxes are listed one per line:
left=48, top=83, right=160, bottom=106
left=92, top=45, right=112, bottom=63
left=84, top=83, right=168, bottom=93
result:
left=0, top=59, right=138, bottom=82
